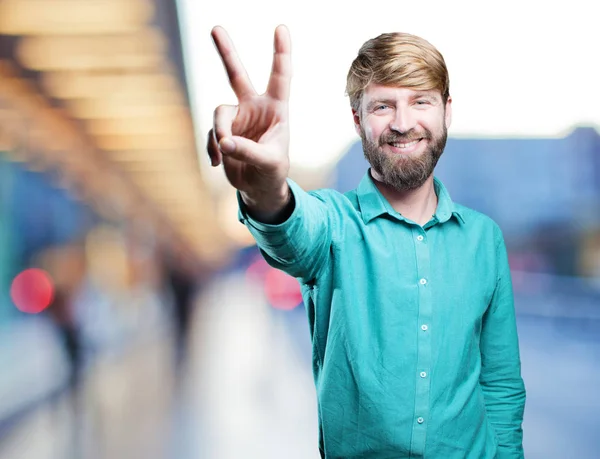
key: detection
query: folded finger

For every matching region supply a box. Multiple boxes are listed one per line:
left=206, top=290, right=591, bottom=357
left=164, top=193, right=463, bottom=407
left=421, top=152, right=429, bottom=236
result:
left=213, top=104, right=237, bottom=143
left=219, top=135, right=271, bottom=169
left=206, top=128, right=222, bottom=166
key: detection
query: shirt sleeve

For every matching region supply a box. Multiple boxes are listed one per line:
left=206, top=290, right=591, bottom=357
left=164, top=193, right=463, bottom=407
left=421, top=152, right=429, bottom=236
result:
left=237, top=178, right=333, bottom=283
left=479, top=230, right=527, bottom=458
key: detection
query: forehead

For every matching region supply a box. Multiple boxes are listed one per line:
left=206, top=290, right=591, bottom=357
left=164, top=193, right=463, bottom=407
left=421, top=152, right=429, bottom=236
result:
left=362, top=83, right=441, bottom=101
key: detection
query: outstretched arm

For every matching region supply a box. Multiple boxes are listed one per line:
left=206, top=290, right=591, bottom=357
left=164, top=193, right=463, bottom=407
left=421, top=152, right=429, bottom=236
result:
left=207, top=26, right=332, bottom=281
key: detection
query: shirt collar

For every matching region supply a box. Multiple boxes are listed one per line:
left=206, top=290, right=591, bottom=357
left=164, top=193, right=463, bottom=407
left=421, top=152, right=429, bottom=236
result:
left=433, top=176, right=465, bottom=225
left=356, top=170, right=465, bottom=225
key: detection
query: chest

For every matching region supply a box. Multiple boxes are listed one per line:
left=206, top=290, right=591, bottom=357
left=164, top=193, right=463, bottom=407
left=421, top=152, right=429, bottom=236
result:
left=328, top=219, right=498, bottom=340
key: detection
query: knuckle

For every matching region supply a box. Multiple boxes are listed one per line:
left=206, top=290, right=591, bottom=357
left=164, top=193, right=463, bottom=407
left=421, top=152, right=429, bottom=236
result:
left=214, top=104, right=232, bottom=119
left=214, top=105, right=224, bottom=117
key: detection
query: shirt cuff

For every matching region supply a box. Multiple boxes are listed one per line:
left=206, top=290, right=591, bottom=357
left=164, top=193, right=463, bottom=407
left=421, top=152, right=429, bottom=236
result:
left=237, top=178, right=304, bottom=233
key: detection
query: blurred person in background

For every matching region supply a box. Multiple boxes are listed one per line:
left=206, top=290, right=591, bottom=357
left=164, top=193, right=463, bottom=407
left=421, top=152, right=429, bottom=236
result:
left=207, top=26, right=526, bottom=458
left=37, top=244, right=88, bottom=395
left=36, top=243, right=88, bottom=458
left=162, top=248, right=200, bottom=376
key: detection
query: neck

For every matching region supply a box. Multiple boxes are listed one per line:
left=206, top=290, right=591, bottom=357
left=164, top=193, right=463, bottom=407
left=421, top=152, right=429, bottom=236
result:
left=370, top=170, right=438, bottom=226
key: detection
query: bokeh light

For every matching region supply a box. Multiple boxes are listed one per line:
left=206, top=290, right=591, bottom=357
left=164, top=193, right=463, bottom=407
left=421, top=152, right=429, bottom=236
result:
left=264, top=267, right=303, bottom=311
left=245, top=255, right=303, bottom=310
left=10, top=268, right=55, bottom=314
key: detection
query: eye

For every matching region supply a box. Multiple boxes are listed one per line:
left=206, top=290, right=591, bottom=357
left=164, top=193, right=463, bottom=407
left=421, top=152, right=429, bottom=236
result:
left=415, top=99, right=430, bottom=106
left=375, top=104, right=389, bottom=111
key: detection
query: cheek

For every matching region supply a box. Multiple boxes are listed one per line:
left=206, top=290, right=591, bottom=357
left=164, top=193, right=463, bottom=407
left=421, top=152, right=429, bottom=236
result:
left=430, top=111, right=448, bottom=134
left=361, top=120, right=385, bottom=142
left=420, top=118, right=444, bottom=137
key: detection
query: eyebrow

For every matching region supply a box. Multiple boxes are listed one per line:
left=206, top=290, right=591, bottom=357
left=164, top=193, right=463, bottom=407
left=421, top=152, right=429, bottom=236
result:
left=364, top=92, right=441, bottom=112
left=411, top=92, right=440, bottom=102
left=365, top=99, right=397, bottom=111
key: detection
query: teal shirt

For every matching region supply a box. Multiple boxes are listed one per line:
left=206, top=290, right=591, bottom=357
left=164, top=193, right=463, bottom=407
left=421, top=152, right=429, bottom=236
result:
left=238, top=172, right=526, bottom=459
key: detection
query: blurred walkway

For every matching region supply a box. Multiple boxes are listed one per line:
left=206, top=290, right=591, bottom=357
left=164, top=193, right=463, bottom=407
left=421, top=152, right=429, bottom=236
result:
left=175, top=271, right=318, bottom=459
left=0, top=270, right=598, bottom=459
left=0, top=329, right=176, bottom=459
left=0, top=271, right=319, bottom=459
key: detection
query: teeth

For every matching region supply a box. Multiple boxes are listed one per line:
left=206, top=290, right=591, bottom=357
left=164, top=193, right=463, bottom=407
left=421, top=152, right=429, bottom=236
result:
left=391, top=140, right=419, bottom=149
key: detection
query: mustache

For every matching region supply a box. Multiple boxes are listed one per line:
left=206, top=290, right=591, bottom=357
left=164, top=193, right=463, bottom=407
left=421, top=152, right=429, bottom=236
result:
left=380, top=129, right=431, bottom=145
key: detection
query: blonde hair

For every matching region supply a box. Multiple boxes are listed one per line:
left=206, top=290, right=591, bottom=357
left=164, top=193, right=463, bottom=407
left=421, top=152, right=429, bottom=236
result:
left=346, top=32, right=450, bottom=111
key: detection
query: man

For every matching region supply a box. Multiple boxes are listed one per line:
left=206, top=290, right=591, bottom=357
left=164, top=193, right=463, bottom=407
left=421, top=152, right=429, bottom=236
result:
left=207, top=25, right=526, bottom=459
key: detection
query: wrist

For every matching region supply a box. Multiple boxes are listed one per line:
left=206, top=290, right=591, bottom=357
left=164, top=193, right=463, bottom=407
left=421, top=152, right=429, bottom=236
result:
left=240, top=182, right=293, bottom=224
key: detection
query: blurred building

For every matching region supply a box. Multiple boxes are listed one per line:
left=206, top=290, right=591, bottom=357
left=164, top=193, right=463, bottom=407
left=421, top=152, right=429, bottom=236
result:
left=0, top=0, right=228, bottom=440
left=331, top=126, right=600, bottom=278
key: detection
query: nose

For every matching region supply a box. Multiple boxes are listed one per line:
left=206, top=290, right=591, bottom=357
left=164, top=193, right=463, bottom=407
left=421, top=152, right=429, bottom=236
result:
left=389, top=105, right=415, bottom=134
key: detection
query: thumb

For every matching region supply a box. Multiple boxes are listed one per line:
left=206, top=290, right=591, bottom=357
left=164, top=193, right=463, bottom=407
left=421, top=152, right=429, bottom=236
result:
left=219, top=136, right=270, bottom=168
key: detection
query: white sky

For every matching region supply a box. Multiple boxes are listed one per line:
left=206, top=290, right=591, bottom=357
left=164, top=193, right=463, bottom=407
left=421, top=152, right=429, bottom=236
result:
left=178, top=0, right=600, bottom=171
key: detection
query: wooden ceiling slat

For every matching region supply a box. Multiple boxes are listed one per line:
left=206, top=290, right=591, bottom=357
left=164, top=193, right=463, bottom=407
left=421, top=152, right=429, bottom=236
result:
left=0, top=0, right=154, bottom=35
left=0, top=0, right=232, bottom=264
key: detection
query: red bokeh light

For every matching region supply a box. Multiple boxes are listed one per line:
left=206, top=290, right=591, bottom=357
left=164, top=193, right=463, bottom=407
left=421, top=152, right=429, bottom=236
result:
left=245, top=254, right=303, bottom=311
left=10, top=268, right=55, bottom=314
left=264, top=268, right=303, bottom=311
left=245, top=258, right=270, bottom=283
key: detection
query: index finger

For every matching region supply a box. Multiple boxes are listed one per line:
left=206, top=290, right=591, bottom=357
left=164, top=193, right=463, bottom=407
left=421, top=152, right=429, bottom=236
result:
left=266, top=25, right=292, bottom=101
left=211, top=26, right=257, bottom=99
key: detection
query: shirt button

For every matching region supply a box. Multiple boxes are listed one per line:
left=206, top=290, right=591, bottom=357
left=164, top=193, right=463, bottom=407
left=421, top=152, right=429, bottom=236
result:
left=417, top=417, right=424, bottom=424
left=417, top=235, right=424, bottom=241
left=420, top=371, right=427, bottom=378
left=419, top=278, right=427, bottom=285
left=421, top=324, right=428, bottom=331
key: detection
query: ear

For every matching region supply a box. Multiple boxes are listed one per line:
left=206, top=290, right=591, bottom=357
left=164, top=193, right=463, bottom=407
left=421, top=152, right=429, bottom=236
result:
left=352, top=108, right=362, bottom=135
left=444, top=96, right=453, bottom=130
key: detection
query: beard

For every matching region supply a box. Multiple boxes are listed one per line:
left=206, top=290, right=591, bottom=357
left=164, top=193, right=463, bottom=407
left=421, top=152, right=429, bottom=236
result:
left=361, top=124, right=447, bottom=192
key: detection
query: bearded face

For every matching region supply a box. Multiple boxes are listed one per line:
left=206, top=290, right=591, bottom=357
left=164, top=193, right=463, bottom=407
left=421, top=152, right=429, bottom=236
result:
left=360, top=122, right=447, bottom=191
left=354, top=85, right=451, bottom=192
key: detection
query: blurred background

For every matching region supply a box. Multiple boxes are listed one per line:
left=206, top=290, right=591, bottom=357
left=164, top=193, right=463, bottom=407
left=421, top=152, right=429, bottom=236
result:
left=0, top=1, right=598, bottom=458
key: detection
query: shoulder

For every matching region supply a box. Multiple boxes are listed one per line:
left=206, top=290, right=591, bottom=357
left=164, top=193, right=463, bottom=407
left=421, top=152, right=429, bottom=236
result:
left=303, top=187, right=363, bottom=235
left=306, top=187, right=359, bottom=210
left=453, top=202, right=505, bottom=243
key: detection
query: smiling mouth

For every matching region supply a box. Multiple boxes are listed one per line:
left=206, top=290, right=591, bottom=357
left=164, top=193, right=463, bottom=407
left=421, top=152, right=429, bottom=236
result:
left=386, top=138, right=424, bottom=152
left=389, top=139, right=421, bottom=148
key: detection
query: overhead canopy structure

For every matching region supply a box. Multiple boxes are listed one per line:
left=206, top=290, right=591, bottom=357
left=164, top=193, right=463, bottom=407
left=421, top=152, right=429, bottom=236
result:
left=0, top=0, right=228, bottom=265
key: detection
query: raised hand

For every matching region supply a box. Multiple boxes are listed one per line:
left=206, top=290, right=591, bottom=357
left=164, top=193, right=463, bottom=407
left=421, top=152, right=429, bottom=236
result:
left=207, top=25, right=292, bottom=214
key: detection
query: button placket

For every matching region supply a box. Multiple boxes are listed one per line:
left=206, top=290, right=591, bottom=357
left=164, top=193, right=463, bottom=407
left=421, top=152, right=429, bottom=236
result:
left=410, top=226, right=432, bottom=455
